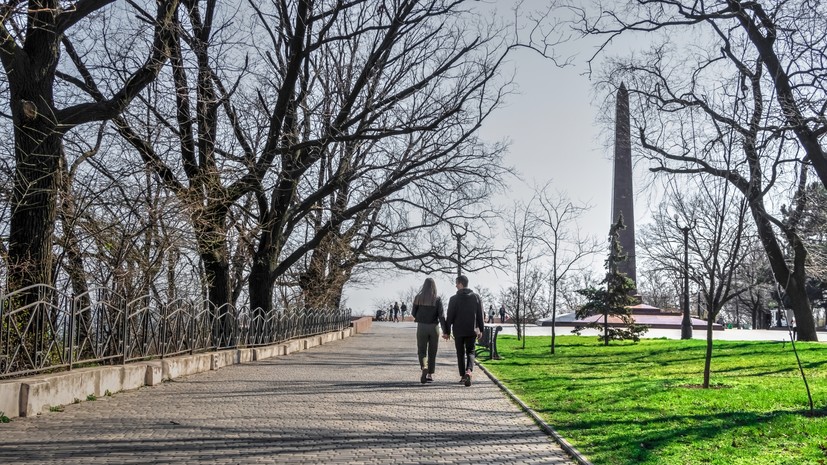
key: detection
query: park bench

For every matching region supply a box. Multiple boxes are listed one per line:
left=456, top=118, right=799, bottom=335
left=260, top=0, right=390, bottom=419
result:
left=475, top=325, right=502, bottom=360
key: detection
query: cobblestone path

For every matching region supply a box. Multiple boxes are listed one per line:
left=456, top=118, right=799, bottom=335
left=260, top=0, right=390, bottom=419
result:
left=0, top=322, right=574, bottom=464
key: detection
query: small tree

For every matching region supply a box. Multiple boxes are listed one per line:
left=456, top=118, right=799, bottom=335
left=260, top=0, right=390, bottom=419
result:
left=504, top=198, right=542, bottom=343
left=575, top=215, right=647, bottom=345
left=534, top=185, right=600, bottom=354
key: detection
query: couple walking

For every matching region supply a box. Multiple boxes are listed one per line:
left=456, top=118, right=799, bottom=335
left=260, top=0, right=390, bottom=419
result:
left=411, top=275, right=485, bottom=386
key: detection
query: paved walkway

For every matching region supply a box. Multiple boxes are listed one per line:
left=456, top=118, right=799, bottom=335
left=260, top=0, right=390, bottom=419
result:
left=0, top=322, right=574, bottom=464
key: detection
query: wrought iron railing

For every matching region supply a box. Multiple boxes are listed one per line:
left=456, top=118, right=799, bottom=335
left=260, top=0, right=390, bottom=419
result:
left=0, top=284, right=352, bottom=379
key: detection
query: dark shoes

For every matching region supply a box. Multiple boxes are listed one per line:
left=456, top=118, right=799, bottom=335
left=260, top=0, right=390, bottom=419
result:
left=420, top=369, right=435, bottom=384
left=464, top=370, right=472, bottom=387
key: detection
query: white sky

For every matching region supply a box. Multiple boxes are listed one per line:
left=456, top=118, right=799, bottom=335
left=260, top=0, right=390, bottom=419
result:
left=343, top=38, right=640, bottom=314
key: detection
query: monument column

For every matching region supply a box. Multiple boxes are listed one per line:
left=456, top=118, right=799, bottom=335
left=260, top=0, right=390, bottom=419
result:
left=612, top=83, right=636, bottom=284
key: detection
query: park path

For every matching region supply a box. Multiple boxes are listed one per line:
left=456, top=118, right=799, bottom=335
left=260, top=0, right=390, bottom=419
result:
left=0, top=322, right=574, bottom=465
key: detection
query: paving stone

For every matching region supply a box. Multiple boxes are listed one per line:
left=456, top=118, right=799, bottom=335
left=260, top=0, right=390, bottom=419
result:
left=0, top=322, right=574, bottom=464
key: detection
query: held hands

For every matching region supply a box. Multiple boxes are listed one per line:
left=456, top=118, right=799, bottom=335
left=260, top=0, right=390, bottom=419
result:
left=442, top=334, right=450, bottom=340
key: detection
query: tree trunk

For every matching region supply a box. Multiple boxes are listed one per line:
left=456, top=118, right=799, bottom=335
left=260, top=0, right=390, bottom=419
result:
left=703, top=316, right=714, bottom=388
left=324, top=268, right=352, bottom=311
left=748, top=201, right=817, bottom=340
left=603, top=310, right=609, bottom=346
left=736, top=7, right=827, bottom=191
left=299, top=235, right=354, bottom=311
left=550, top=276, right=558, bottom=354
left=8, top=103, right=61, bottom=294
left=249, top=247, right=276, bottom=316
left=58, top=161, right=93, bottom=358
left=201, top=253, right=231, bottom=343
left=299, top=236, right=331, bottom=309
left=784, top=277, right=817, bottom=341
left=7, top=81, right=61, bottom=362
left=194, top=206, right=232, bottom=344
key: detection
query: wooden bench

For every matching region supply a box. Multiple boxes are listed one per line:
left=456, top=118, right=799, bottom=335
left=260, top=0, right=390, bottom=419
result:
left=475, top=325, right=502, bottom=360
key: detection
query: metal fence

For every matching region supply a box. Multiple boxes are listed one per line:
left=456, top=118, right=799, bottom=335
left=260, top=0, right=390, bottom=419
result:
left=0, top=284, right=352, bottom=379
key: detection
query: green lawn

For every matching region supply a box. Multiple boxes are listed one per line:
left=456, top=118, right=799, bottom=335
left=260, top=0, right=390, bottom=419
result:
left=481, top=335, right=827, bottom=465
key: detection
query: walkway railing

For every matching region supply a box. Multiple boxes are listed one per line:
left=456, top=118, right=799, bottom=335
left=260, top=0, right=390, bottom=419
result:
left=0, top=284, right=352, bottom=379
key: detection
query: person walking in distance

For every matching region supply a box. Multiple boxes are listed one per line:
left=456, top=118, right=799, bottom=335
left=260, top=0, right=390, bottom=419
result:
left=393, top=302, right=400, bottom=322
left=411, top=278, right=446, bottom=384
left=443, top=275, right=485, bottom=387
left=487, top=306, right=495, bottom=324
left=401, top=302, right=408, bottom=321
left=499, top=304, right=506, bottom=323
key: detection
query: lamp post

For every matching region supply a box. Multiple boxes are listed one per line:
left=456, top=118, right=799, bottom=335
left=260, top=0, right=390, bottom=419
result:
left=674, top=215, right=694, bottom=340
left=515, top=251, right=523, bottom=339
left=451, top=222, right=469, bottom=277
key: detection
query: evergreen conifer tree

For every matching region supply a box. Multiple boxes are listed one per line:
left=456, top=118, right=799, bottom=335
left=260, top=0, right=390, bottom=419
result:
left=575, top=214, right=648, bottom=345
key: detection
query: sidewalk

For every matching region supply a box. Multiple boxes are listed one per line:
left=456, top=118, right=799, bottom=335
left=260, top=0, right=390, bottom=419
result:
left=0, top=321, right=574, bottom=464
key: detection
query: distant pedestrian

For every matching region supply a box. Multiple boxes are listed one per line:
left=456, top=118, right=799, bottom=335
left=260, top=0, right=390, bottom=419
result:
left=393, top=302, right=400, bottom=322
left=412, top=278, right=446, bottom=384
left=787, top=310, right=797, bottom=340
left=443, top=275, right=484, bottom=387
left=487, top=306, right=495, bottom=324
left=499, top=304, right=506, bottom=323
left=401, top=302, right=408, bottom=321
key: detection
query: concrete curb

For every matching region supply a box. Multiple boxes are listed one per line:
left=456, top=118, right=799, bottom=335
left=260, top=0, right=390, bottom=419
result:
left=0, top=318, right=371, bottom=419
left=475, top=361, right=595, bottom=465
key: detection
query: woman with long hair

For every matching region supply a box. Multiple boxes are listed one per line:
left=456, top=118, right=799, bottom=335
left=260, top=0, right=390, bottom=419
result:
left=411, top=277, right=447, bottom=384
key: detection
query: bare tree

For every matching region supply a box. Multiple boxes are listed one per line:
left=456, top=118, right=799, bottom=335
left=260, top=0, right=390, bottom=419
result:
left=640, top=178, right=756, bottom=387
left=733, top=245, right=774, bottom=329
left=577, top=1, right=827, bottom=186
left=504, top=197, right=542, bottom=345
left=86, top=0, right=554, bottom=316
left=592, top=49, right=816, bottom=339
left=293, top=140, right=510, bottom=310
left=244, top=1, right=539, bottom=314
left=534, top=185, right=599, bottom=354
left=2, top=0, right=179, bottom=308
left=556, top=270, right=601, bottom=316
left=575, top=0, right=826, bottom=341
left=635, top=266, right=680, bottom=311
left=474, top=286, right=497, bottom=321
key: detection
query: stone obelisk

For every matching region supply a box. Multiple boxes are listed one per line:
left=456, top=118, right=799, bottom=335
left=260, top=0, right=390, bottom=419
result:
left=612, top=83, right=636, bottom=283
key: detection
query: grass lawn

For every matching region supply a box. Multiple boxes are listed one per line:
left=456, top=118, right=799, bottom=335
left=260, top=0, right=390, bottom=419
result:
left=481, top=334, right=827, bottom=465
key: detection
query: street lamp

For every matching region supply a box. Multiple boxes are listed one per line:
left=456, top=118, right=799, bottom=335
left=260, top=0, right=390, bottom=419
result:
left=674, top=214, right=694, bottom=340
left=516, top=251, right=523, bottom=338
left=451, top=221, right=469, bottom=277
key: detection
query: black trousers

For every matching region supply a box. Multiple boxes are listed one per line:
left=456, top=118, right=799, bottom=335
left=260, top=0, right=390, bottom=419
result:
left=454, top=336, right=476, bottom=377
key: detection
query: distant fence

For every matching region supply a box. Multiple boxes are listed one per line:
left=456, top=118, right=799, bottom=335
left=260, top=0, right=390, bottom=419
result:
left=0, top=284, right=352, bottom=379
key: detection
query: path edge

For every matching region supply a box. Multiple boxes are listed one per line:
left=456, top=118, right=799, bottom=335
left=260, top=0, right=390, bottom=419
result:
left=475, top=361, right=595, bottom=465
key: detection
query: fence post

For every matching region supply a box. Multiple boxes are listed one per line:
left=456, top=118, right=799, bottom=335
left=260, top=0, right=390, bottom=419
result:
left=122, top=303, right=129, bottom=365
left=160, top=302, right=167, bottom=358
left=0, top=292, right=4, bottom=373
left=190, top=302, right=196, bottom=355
left=68, top=295, right=76, bottom=371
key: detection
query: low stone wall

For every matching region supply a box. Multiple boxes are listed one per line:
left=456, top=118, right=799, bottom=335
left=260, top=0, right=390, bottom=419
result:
left=0, top=326, right=357, bottom=419
left=351, top=316, right=372, bottom=334
left=0, top=381, right=21, bottom=418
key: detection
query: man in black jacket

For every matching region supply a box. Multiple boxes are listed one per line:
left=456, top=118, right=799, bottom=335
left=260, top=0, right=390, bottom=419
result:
left=443, top=275, right=485, bottom=386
